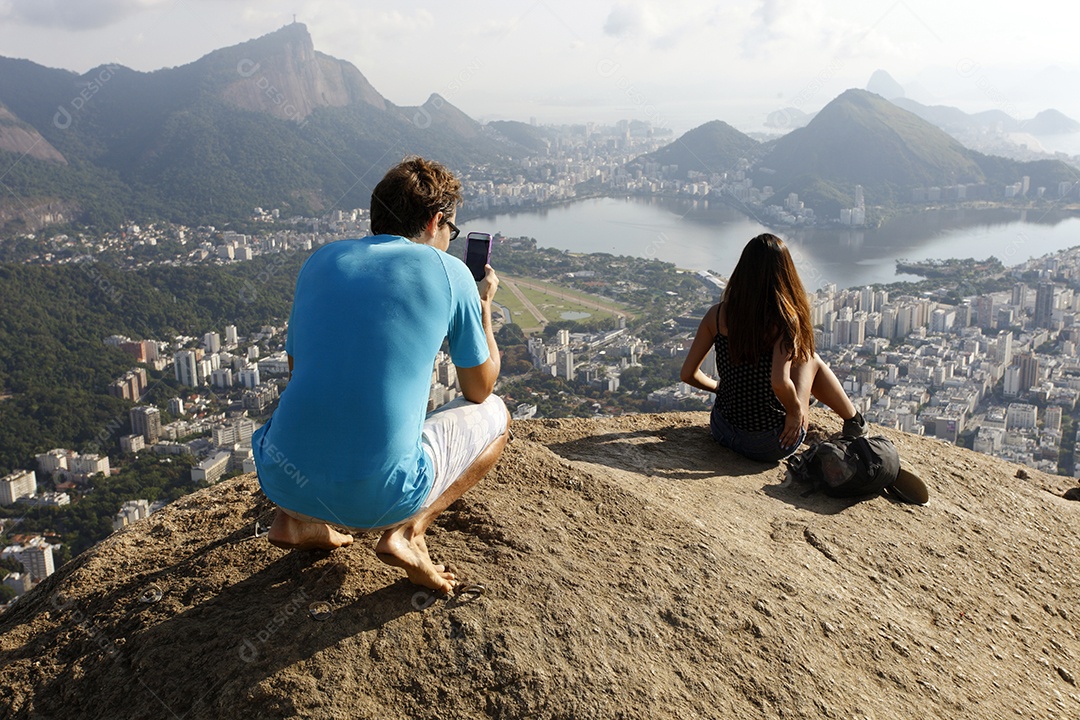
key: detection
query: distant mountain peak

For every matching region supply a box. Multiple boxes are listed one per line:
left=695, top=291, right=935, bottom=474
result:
left=394, top=92, right=483, bottom=139
left=212, top=23, right=387, bottom=120
left=834, top=87, right=884, bottom=107
left=866, top=69, right=905, bottom=100
left=1021, top=108, right=1080, bottom=135
left=634, top=120, right=759, bottom=177
left=759, top=88, right=985, bottom=215
left=0, top=23, right=517, bottom=229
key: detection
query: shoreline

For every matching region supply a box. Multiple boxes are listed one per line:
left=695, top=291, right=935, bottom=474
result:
left=463, top=191, right=1080, bottom=231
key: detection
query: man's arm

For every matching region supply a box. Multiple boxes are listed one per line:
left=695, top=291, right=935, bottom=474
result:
left=457, top=265, right=501, bottom=403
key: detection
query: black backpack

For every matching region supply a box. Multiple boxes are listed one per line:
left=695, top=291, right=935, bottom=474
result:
left=786, top=435, right=901, bottom=498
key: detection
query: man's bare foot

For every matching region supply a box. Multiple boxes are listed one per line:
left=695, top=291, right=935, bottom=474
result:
left=267, top=509, right=353, bottom=551
left=375, top=527, right=456, bottom=593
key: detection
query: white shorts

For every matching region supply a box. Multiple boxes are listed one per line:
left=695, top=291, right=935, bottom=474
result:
left=279, top=394, right=508, bottom=533
left=418, top=394, right=508, bottom=511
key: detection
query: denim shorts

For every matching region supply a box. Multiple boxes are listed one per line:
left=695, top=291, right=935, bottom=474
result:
left=710, top=405, right=805, bottom=463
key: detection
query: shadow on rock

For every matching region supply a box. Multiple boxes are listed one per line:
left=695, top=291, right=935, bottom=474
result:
left=547, top=425, right=768, bottom=480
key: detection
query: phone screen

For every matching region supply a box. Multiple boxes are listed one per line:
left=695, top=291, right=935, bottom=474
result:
left=465, top=233, right=492, bottom=281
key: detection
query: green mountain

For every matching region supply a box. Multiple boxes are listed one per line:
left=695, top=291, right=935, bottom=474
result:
left=0, top=256, right=306, bottom=473
left=763, top=89, right=983, bottom=190
left=632, top=120, right=760, bottom=177
left=0, top=24, right=528, bottom=231
left=758, top=89, right=1079, bottom=217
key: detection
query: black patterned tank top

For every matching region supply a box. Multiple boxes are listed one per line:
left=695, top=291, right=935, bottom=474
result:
left=713, top=331, right=787, bottom=432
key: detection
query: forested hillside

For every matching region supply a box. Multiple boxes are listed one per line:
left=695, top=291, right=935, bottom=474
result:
left=0, top=255, right=305, bottom=472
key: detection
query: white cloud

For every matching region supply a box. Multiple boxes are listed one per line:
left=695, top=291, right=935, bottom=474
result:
left=369, top=8, right=435, bottom=35
left=753, top=0, right=790, bottom=29
left=601, top=0, right=732, bottom=56
left=0, top=0, right=169, bottom=30
left=603, top=2, right=650, bottom=39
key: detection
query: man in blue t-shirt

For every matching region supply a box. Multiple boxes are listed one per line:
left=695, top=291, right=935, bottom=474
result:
left=253, top=156, right=509, bottom=593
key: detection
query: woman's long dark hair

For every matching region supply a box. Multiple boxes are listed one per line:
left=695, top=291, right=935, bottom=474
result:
left=723, top=233, right=814, bottom=365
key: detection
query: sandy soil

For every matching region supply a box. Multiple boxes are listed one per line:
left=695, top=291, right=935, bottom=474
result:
left=1, top=409, right=1078, bottom=719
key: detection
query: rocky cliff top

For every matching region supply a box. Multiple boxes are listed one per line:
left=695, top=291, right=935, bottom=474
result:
left=215, top=23, right=388, bottom=121
left=2, top=410, right=1078, bottom=719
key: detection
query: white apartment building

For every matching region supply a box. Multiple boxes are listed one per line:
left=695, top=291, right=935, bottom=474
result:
left=211, top=367, right=234, bottom=389
left=203, top=332, right=222, bottom=353
left=36, top=449, right=69, bottom=475
left=113, top=499, right=151, bottom=531
left=2, top=537, right=55, bottom=581
left=191, top=451, right=232, bottom=484
left=0, top=469, right=36, bottom=506
left=69, top=454, right=110, bottom=479
left=238, top=366, right=260, bottom=389
left=174, top=350, right=202, bottom=387
left=213, top=418, right=256, bottom=448
left=1006, top=403, right=1038, bottom=431
left=120, top=434, right=146, bottom=454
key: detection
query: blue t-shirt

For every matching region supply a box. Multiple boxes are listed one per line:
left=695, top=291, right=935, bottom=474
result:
left=252, top=235, right=490, bottom=528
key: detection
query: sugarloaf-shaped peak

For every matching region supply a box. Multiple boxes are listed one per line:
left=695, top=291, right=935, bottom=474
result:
left=207, top=22, right=387, bottom=121
left=866, top=69, right=905, bottom=100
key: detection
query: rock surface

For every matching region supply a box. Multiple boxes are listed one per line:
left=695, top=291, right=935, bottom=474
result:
left=0, top=104, right=67, bottom=163
left=217, top=23, right=388, bottom=121
left=2, top=410, right=1079, bottom=719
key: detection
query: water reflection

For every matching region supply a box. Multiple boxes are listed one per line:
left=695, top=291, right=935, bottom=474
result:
left=469, top=197, right=1080, bottom=290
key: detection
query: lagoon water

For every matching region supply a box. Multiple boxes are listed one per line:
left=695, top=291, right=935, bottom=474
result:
left=468, top=197, right=1080, bottom=290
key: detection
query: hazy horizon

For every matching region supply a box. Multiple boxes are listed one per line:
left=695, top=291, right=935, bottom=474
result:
left=0, top=1, right=1077, bottom=137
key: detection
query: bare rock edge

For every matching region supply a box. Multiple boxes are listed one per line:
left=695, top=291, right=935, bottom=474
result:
left=2, top=410, right=1079, bottom=719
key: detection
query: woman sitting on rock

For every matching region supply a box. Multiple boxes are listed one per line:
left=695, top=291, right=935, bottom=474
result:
left=680, top=233, right=865, bottom=462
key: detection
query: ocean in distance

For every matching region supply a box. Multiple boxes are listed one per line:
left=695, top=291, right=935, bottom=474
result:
left=468, top=197, right=1080, bottom=291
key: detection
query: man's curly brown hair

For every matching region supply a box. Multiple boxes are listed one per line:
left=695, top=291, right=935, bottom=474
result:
left=369, top=156, right=462, bottom=239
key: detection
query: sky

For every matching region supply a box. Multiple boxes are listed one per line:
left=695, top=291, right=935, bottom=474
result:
left=0, top=0, right=1077, bottom=135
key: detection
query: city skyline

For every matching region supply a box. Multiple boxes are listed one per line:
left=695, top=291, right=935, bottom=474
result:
left=0, top=1, right=1077, bottom=134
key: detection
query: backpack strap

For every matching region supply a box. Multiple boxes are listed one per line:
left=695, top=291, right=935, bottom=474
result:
left=848, top=436, right=883, bottom=479
left=786, top=444, right=820, bottom=497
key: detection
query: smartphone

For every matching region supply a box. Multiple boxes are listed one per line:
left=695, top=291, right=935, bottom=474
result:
left=464, top=232, right=492, bottom=281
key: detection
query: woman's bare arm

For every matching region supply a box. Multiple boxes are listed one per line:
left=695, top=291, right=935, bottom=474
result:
left=679, top=305, right=720, bottom=393
left=770, top=339, right=806, bottom=447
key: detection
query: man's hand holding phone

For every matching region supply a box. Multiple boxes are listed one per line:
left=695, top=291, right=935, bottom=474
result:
left=464, top=232, right=497, bottom=302
left=477, top=264, right=498, bottom=303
